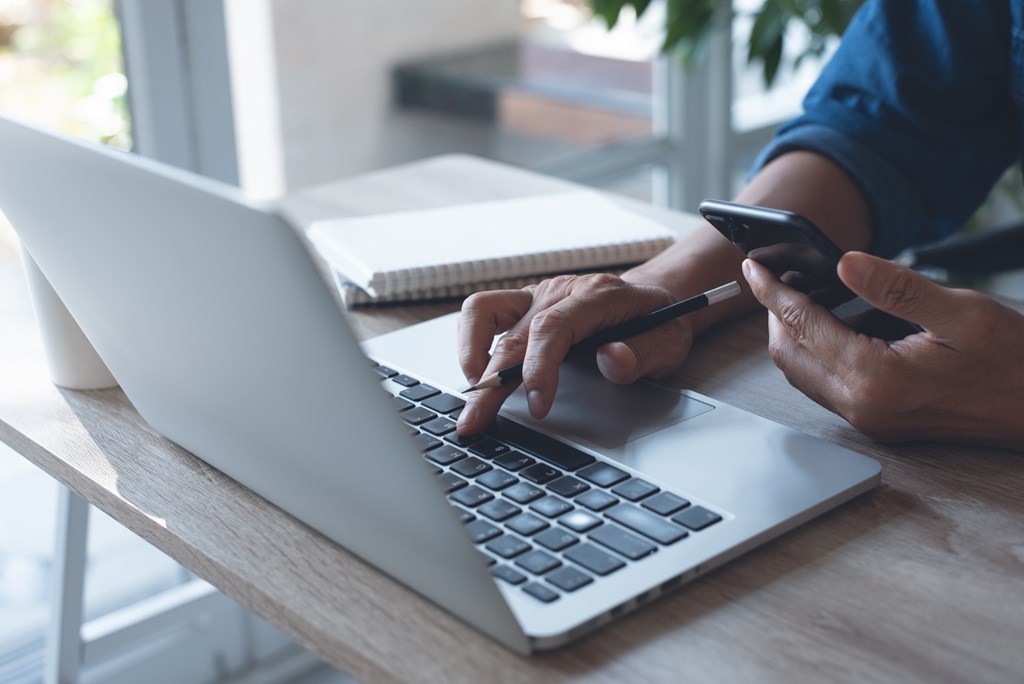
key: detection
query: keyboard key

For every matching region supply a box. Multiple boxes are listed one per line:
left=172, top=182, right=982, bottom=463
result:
left=437, top=472, right=467, bottom=493
left=476, top=469, right=518, bottom=491
left=547, top=476, right=590, bottom=498
left=449, top=485, right=494, bottom=508
left=478, top=499, right=521, bottom=522
left=546, top=566, right=593, bottom=593
left=421, top=416, right=457, bottom=436
left=505, top=512, right=549, bottom=536
left=558, top=510, right=602, bottom=533
left=491, top=564, right=527, bottom=585
left=400, top=407, right=437, bottom=425
left=606, top=503, right=688, bottom=545
left=611, top=478, right=660, bottom=502
left=425, top=445, right=466, bottom=466
left=529, top=496, right=573, bottom=518
left=450, top=457, right=493, bottom=479
left=446, top=432, right=485, bottom=448
left=642, top=491, right=690, bottom=516
left=589, top=525, right=657, bottom=560
left=493, top=451, right=535, bottom=472
left=465, top=519, right=502, bottom=544
left=485, top=534, right=531, bottom=559
left=522, top=582, right=560, bottom=603
left=421, top=393, right=466, bottom=414
left=468, top=439, right=513, bottom=460
left=565, top=543, right=626, bottom=576
left=515, top=550, right=562, bottom=575
left=534, top=528, right=579, bottom=552
left=392, top=396, right=414, bottom=412
left=400, top=384, right=441, bottom=402
left=374, top=365, right=399, bottom=379
left=458, top=510, right=475, bottom=524
left=502, top=482, right=544, bottom=504
left=520, top=463, right=562, bottom=485
left=577, top=462, right=630, bottom=488
left=671, top=505, right=723, bottom=531
left=391, top=374, right=419, bottom=387
left=576, top=489, right=618, bottom=512
left=479, top=553, right=497, bottom=567
left=412, top=432, right=442, bottom=452
left=489, top=416, right=596, bottom=471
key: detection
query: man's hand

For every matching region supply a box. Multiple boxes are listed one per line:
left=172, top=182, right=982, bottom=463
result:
left=742, top=251, right=1024, bottom=450
left=456, top=273, right=695, bottom=435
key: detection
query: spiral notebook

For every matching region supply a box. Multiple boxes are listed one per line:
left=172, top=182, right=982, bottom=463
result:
left=306, top=191, right=676, bottom=306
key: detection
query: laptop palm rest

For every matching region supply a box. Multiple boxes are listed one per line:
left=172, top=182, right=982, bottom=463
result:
left=500, top=358, right=713, bottom=450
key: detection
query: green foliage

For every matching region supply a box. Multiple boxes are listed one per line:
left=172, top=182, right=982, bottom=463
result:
left=1, top=0, right=129, bottom=148
left=586, top=0, right=866, bottom=87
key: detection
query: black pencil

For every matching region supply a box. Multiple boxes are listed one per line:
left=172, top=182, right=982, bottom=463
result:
left=464, top=280, right=742, bottom=392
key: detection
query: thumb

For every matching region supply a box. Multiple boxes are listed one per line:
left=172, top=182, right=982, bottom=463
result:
left=837, top=251, right=954, bottom=333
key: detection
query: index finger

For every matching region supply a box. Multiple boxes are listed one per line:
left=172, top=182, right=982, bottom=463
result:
left=742, top=257, right=850, bottom=359
left=520, top=277, right=668, bottom=418
left=457, top=288, right=534, bottom=384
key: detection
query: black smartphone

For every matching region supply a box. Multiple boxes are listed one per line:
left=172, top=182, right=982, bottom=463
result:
left=698, top=199, right=922, bottom=341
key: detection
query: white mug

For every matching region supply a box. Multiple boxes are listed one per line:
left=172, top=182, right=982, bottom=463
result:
left=21, top=246, right=118, bottom=390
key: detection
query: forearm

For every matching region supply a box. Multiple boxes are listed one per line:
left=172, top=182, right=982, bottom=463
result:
left=623, top=150, right=874, bottom=335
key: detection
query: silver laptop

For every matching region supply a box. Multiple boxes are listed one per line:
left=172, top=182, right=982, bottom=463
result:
left=0, top=115, right=880, bottom=653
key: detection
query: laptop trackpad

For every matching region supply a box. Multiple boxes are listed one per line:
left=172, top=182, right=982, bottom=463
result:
left=501, top=359, right=713, bottom=450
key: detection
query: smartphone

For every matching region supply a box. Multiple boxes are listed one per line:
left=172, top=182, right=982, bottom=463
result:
left=698, top=199, right=922, bottom=341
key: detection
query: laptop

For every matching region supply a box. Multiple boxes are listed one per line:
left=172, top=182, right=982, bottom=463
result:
left=0, top=115, right=880, bottom=653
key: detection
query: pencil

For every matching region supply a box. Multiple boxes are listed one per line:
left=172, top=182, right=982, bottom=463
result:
left=464, top=280, right=742, bottom=392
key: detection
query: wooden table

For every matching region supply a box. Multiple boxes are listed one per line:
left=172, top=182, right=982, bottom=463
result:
left=1, top=156, right=1022, bottom=683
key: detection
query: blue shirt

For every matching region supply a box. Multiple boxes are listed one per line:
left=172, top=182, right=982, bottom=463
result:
left=753, top=0, right=1024, bottom=257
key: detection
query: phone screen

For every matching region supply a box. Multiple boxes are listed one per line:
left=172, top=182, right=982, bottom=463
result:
left=699, top=199, right=921, bottom=341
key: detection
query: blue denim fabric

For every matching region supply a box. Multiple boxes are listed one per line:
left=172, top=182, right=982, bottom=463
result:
left=752, top=0, right=1024, bottom=256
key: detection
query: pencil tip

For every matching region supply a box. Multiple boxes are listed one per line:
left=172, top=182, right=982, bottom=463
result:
left=462, top=385, right=478, bottom=393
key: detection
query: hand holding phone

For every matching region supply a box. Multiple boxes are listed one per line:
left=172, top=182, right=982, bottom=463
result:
left=698, top=199, right=922, bottom=340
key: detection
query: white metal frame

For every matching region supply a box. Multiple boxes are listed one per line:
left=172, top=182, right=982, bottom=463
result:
left=532, top=10, right=779, bottom=212
left=116, top=0, right=238, bottom=184
left=37, top=3, right=315, bottom=684
left=44, top=488, right=89, bottom=684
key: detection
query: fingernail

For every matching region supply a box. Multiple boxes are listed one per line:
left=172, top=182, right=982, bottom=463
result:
left=527, top=390, right=544, bottom=417
left=741, top=259, right=753, bottom=278
left=840, top=252, right=873, bottom=292
left=857, top=260, right=875, bottom=292
left=614, top=342, right=639, bottom=373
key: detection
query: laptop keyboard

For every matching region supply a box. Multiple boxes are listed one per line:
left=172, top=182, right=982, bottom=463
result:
left=373, top=362, right=725, bottom=604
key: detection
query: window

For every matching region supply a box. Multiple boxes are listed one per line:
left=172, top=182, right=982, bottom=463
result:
left=0, top=3, right=318, bottom=682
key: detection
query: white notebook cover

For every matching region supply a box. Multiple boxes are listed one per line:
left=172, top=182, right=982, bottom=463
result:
left=306, top=191, right=676, bottom=299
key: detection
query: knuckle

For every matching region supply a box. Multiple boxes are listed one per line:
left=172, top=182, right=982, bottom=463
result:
left=877, top=268, right=919, bottom=312
left=520, top=359, right=550, bottom=388
left=492, top=331, right=527, bottom=357
left=775, top=300, right=811, bottom=343
left=529, top=307, right=572, bottom=338
left=537, top=274, right=578, bottom=298
left=460, top=291, right=489, bottom=313
left=582, top=272, right=623, bottom=292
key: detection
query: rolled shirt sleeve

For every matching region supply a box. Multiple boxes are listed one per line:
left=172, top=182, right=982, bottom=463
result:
left=751, top=0, right=1021, bottom=257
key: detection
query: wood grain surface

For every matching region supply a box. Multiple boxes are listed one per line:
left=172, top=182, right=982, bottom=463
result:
left=1, top=156, right=1021, bottom=684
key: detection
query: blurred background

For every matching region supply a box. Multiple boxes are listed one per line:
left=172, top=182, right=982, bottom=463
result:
left=0, top=2, right=1021, bottom=683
